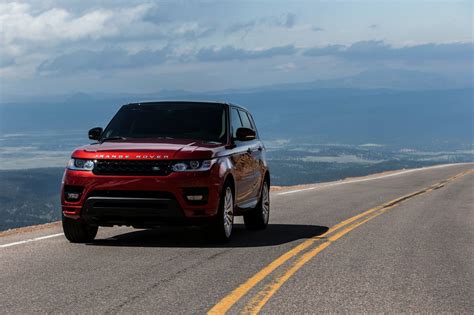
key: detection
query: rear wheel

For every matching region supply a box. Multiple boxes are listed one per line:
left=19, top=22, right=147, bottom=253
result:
left=244, top=180, right=270, bottom=230
left=208, top=185, right=234, bottom=242
left=62, top=215, right=98, bottom=243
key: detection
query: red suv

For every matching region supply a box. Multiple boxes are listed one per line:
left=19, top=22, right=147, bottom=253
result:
left=61, top=101, right=270, bottom=243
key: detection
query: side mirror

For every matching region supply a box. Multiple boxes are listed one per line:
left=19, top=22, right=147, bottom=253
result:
left=88, top=127, right=103, bottom=141
left=236, top=127, right=256, bottom=141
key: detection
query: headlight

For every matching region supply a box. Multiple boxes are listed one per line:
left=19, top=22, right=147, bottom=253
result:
left=67, top=158, right=95, bottom=171
left=171, top=159, right=215, bottom=172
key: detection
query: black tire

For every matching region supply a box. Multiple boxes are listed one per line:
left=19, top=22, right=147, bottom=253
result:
left=207, top=183, right=234, bottom=243
left=244, top=180, right=270, bottom=230
left=62, top=215, right=98, bottom=243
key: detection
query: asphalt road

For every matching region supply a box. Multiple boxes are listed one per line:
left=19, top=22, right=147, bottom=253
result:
left=1, top=163, right=473, bottom=314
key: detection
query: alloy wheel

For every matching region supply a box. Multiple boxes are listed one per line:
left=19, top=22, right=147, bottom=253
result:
left=261, top=182, right=270, bottom=224
left=223, top=187, right=234, bottom=238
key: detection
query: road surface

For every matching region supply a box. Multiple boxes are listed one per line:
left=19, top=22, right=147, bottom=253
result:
left=1, top=163, right=473, bottom=314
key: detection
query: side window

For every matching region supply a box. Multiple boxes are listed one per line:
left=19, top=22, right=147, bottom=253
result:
left=247, top=113, right=259, bottom=136
left=246, top=112, right=256, bottom=129
left=231, top=108, right=243, bottom=138
left=238, top=110, right=253, bottom=130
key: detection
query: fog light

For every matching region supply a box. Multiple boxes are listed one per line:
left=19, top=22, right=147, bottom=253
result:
left=64, top=185, right=84, bottom=202
left=183, top=187, right=208, bottom=204
left=186, top=195, right=204, bottom=201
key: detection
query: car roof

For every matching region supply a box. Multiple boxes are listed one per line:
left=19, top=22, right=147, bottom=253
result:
left=123, top=100, right=249, bottom=112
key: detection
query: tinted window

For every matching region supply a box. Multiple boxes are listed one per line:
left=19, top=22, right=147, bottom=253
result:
left=247, top=113, right=257, bottom=130
left=102, top=103, right=227, bottom=143
left=239, top=110, right=253, bottom=129
left=231, top=108, right=243, bottom=138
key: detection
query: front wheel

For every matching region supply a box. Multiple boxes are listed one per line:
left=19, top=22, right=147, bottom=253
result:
left=207, top=185, right=234, bottom=242
left=62, top=215, right=98, bottom=243
left=244, top=180, right=270, bottom=230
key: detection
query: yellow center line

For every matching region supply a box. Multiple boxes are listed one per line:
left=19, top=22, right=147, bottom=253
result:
left=207, top=207, right=388, bottom=314
left=207, top=203, right=388, bottom=315
left=241, top=205, right=395, bottom=315
left=208, top=169, right=473, bottom=315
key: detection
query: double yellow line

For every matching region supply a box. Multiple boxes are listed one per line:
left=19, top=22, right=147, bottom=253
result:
left=208, top=169, right=473, bottom=314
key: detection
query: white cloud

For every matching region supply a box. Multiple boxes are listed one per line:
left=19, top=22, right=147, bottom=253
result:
left=275, top=62, right=296, bottom=72
left=0, top=1, right=214, bottom=73
left=173, top=22, right=214, bottom=40
left=0, top=2, right=155, bottom=74
left=0, top=2, right=216, bottom=48
left=0, top=3, right=114, bottom=43
left=0, top=1, right=472, bottom=94
left=226, top=12, right=297, bottom=34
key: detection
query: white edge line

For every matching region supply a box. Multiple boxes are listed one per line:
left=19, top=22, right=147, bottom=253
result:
left=276, top=163, right=469, bottom=196
left=0, top=233, right=63, bottom=249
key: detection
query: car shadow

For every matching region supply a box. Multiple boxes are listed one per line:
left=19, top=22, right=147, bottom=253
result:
left=89, top=224, right=329, bottom=248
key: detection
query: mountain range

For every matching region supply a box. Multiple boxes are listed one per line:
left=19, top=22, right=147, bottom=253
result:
left=1, top=86, right=472, bottom=149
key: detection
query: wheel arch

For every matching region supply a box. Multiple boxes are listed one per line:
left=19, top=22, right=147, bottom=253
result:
left=264, top=170, right=270, bottom=186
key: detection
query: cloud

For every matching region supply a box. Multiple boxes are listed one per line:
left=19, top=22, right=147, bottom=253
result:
left=275, top=62, right=296, bottom=72
left=226, top=20, right=257, bottom=34
left=38, top=43, right=298, bottom=73
left=303, top=44, right=344, bottom=56
left=303, top=41, right=474, bottom=61
left=393, top=42, right=474, bottom=60
left=36, top=40, right=474, bottom=75
left=280, top=13, right=297, bottom=28
left=226, top=12, right=297, bottom=34
left=2, top=2, right=472, bottom=95
left=38, top=47, right=169, bottom=74
left=0, top=1, right=215, bottom=57
left=369, top=24, right=379, bottom=30
left=0, top=55, right=15, bottom=68
left=173, top=22, right=215, bottom=40
left=0, top=2, right=153, bottom=44
left=194, top=44, right=297, bottom=62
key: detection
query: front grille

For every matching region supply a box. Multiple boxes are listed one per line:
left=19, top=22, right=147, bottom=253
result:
left=93, top=160, right=172, bottom=176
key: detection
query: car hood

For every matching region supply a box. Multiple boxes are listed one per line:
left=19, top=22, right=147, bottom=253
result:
left=71, top=139, right=227, bottom=160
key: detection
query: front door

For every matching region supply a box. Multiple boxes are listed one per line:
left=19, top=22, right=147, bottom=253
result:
left=230, top=108, right=255, bottom=204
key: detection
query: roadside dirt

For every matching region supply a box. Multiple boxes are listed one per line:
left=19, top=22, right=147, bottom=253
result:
left=0, top=221, right=62, bottom=238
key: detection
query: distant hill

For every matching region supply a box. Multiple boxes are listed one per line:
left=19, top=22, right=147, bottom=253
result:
left=1, top=86, right=472, bottom=148
left=223, top=69, right=469, bottom=92
left=0, top=168, right=63, bottom=230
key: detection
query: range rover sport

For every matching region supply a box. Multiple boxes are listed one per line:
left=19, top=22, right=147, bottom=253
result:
left=61, top=101, right=270, bottom=243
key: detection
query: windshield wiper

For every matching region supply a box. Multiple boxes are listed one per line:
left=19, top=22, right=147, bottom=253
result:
left=100, top=136, right=127, bottom=143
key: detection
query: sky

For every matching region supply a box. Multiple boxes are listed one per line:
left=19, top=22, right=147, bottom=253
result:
left=0, top=0, right=472, bottom=97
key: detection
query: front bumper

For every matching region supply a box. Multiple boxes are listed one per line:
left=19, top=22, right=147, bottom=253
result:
left=61, top=167, right=223, bottom=226
left=80, top=195, right=185, bottom=227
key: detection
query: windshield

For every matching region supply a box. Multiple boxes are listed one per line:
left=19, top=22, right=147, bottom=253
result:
left=102, top=102, right=228, bottom=143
